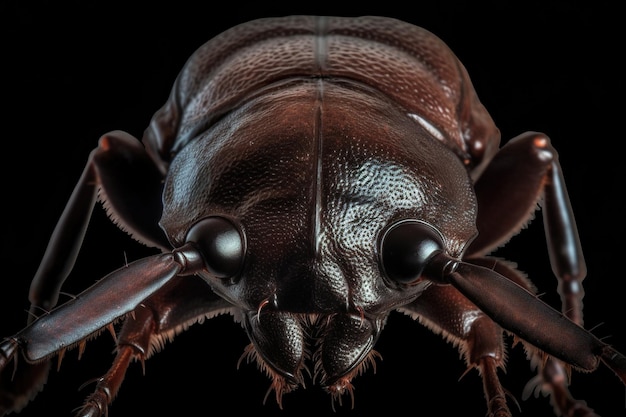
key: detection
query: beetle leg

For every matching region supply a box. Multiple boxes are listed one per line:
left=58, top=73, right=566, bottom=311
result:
left=0, top=243, right=207, bottom=415
left=427, top=254, right=626, bottom=412
left=469, top=131, right=585, bottom=323
left=28, top=130, right=168, bottom=317
left=402, top=255, right=605, bottom=416
left=398, top=275, right=512, bottom=416
left=1, top=131, right=170, bottom=413
left=76, top=276, right=232, bottom=417
left=466, top=132, right=595, bottom=415
left=466, top=258, right=604, bottom=416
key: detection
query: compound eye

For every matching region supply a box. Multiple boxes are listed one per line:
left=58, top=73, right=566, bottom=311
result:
left=185, top=217, right=245, bottom=279
left=380, top=220, right=445, bottom=285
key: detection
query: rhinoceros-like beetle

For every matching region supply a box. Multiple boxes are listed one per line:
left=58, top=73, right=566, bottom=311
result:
left=0, top=15, right=624, bottom=417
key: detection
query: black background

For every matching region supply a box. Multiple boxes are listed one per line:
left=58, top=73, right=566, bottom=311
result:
left=1, top=1, right=624, bottom=416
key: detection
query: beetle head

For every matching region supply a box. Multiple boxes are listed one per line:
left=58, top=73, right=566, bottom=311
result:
left=159, top=82, right=477, bottom=405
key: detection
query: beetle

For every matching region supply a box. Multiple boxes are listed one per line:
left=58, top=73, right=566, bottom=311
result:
left=0, top=14, right=624, bottom=417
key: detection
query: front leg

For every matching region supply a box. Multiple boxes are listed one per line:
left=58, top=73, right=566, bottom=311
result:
left=77, top=276, right=232, bottom=417
left=469, top=131, right=585, bottom=324
left=0, top=244, right=207, bottom=416
left=399, top=271, right=511, bottom=416
left=29, top=130, right=168, bottom=315
left=0, top=131, right=168, bottom=413
left=401, top=256, right=603, bottom=417
left=466, top=132, right=597, bottom=416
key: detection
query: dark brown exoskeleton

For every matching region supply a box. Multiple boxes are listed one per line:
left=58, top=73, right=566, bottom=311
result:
left=0, top=15, right=624, bottom=417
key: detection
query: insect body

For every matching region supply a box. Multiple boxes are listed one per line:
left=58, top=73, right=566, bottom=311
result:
left=0, top=15, right=624, bottom=417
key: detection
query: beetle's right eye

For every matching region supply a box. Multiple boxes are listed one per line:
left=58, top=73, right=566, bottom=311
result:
left=380, top=220, right=445, bottom=285
left=185, top=217, right=245, bottom=279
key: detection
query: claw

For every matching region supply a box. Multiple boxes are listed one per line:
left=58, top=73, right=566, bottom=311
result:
left=74, top=396, right=108, bottom=417
left=599, top=345, right=626, bottom=384
left=0, top=338, right=19, bottom=374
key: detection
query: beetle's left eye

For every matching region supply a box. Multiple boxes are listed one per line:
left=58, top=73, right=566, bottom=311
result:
left=185, top=217, right=245, bottom=279
left=380, top=220, right=445, bottom=285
